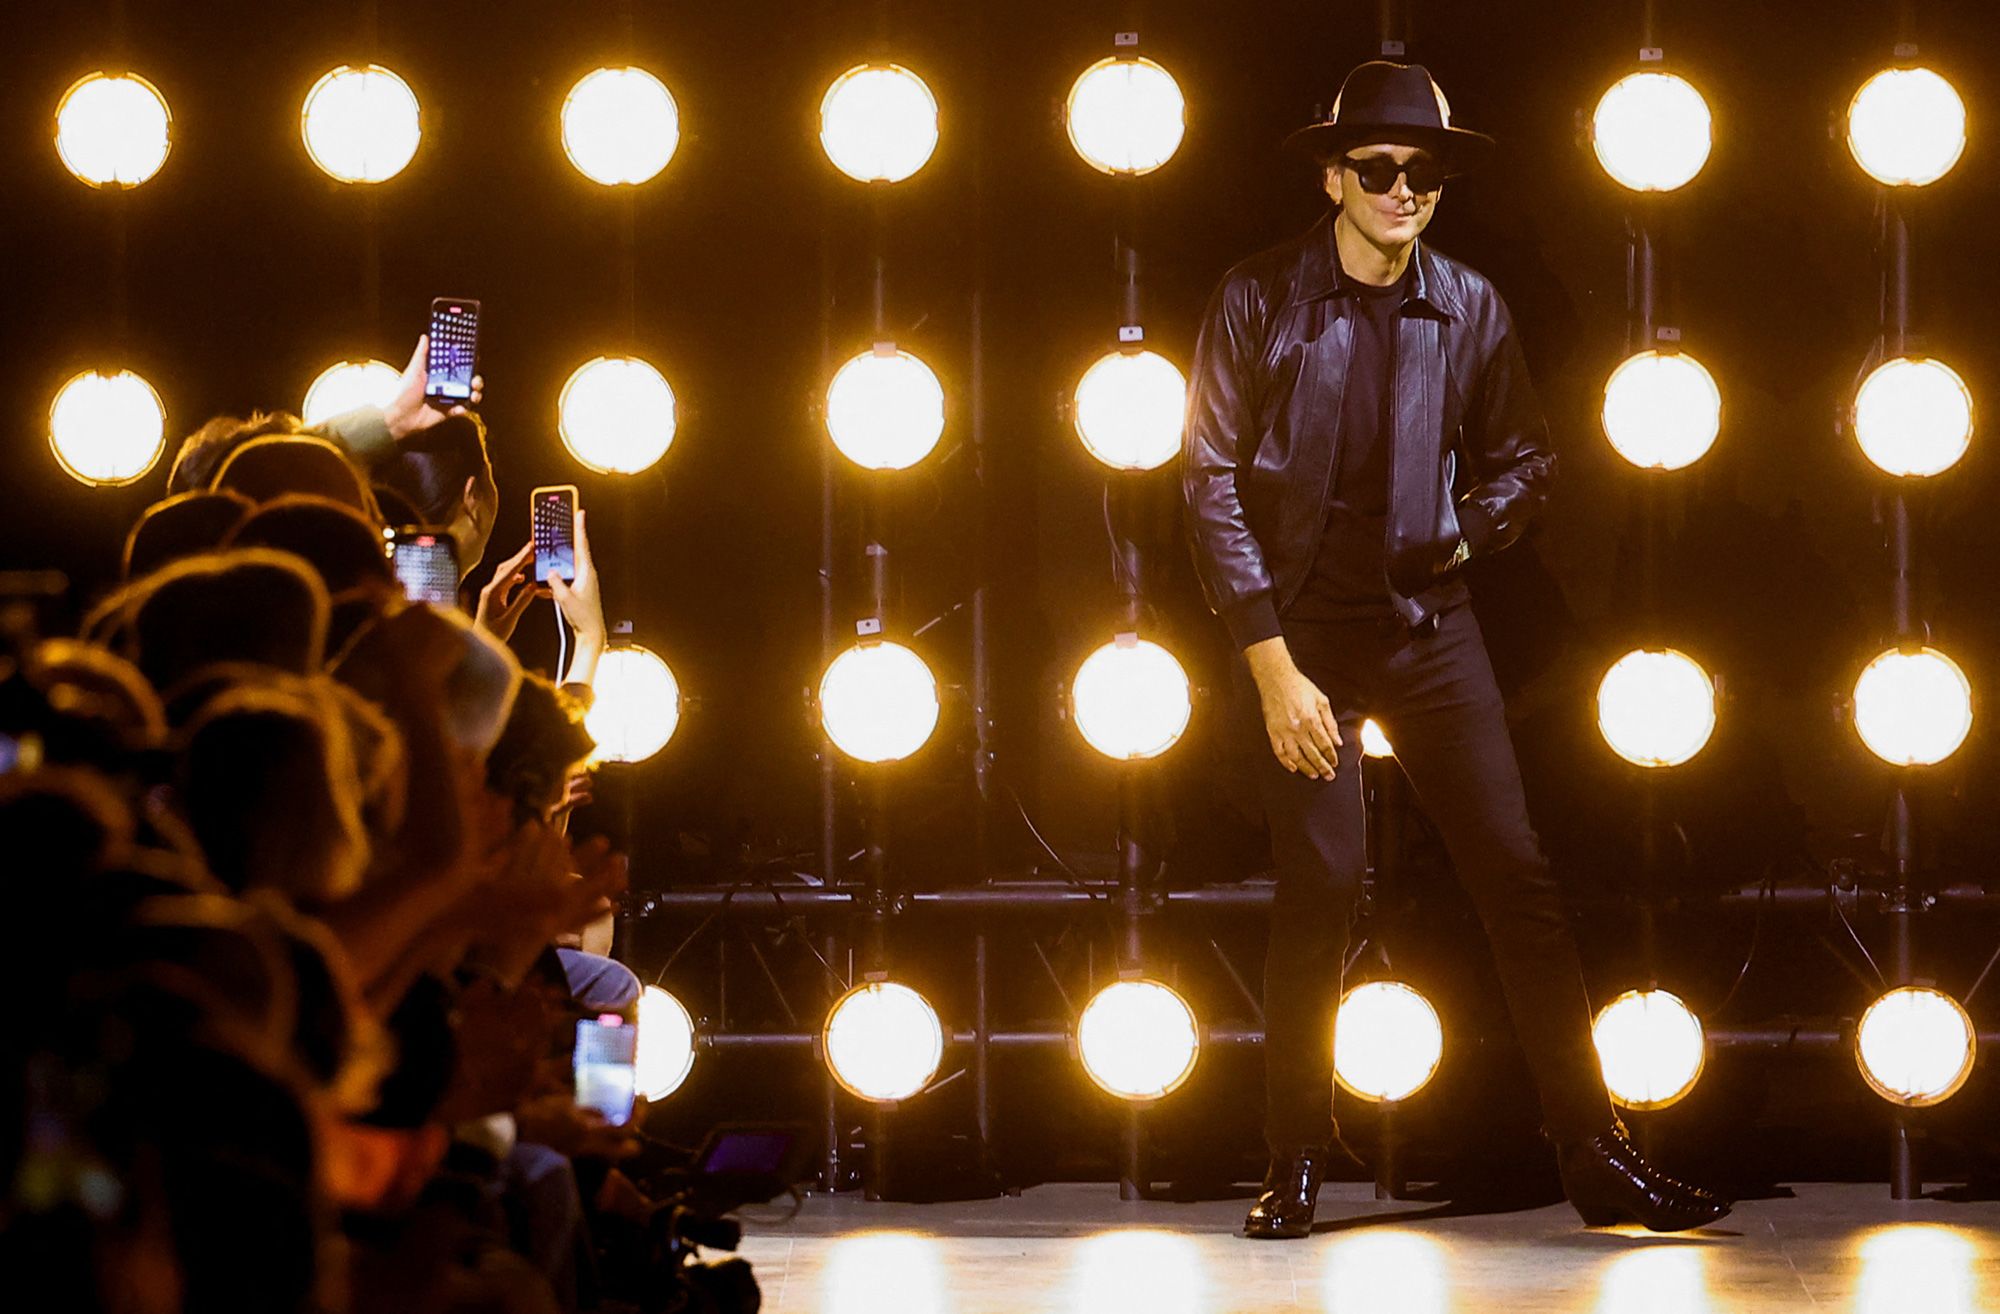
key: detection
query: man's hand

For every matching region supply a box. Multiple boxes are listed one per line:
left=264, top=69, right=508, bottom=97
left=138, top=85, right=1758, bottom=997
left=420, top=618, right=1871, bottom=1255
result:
left=1245, top=636, right=1343, bottom=780
left=474, top=542, right=546, bottom=643
left=383, top=334, right=485, bottom=441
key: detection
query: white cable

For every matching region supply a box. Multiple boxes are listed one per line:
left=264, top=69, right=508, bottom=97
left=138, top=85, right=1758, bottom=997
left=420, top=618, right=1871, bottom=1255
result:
left=555, top=600, right=570, bottom=684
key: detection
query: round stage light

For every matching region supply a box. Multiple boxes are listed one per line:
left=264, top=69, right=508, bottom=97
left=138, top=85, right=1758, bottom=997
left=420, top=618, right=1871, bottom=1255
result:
left=822, top=981, right=944, bottom=1103
left=1856, top=986, right=1976, bottom=1107
left=584, top=645, right=682, bottom=764
left=562, top=67, right=681, bottom=186
left=1853, top=647, right=1972, bottom=767
left=1076, top=979, right=1200, bottom=1101
left=1596, top=648, right=1717, bottom=768
left=636, top=985, right=696, bottom=1100
left=1070, top=638, right=1192, bottom=761
left=1601, top=350, right=1722, bottom=471
left=819, top=64, right=938, bottom=183
left=825, top=347, right=944, bottom=471
left=300, top=358, right=400, bottom=425
left=49, top=369, right=166, bottom=487
left=54, top=72, right=172, bottom=187
left=1592, top=988, right=1706, bottom=1110
left=1591, top=71, right=1713, bottom=192
left=1073, top=349, right=1185, bottom=471
left=1853, top=356, right=1974, bottom=478
left=1065, top=56, right=1187, bottom=176
left=301, top=64, right=421, bottom=184
left=819, top=641, right=940, bottom=763
left=1360, top=718, right=1394, bottom=760
left=1334, top=981, right=1443, bottom=1103
left=1847, top=67, right=1967, bottom=187
left=559, top=356, right=678, bottom=475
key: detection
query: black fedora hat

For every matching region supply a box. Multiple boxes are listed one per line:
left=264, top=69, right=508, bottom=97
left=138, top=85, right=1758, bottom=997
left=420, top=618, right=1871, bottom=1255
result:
left=1286, top=61, right=1494, bottom=173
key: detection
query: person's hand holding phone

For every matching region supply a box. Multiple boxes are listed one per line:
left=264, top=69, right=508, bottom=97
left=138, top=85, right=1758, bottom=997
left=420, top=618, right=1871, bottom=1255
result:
left=474, top=542, right=547, bottom=643
left=549, top=510, right=606, bottom=686
left=384, top=334, right=485, bottom=441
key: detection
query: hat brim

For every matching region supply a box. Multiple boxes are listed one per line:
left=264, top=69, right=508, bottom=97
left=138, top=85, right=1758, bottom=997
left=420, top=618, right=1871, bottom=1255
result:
left=1285, top=121, right=1495, bottom=175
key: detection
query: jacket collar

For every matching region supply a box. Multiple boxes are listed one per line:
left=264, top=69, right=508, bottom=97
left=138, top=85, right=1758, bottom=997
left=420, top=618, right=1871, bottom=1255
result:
left=1293, top=210, right=1459, bottom=320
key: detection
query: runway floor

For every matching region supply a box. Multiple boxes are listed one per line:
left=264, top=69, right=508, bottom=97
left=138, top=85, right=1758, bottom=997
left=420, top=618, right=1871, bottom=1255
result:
left=727, top=1181, right=2000, bottom=1313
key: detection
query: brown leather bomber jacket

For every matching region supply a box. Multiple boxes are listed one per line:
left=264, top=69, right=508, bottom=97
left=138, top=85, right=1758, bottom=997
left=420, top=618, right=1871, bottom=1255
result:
left=1181, top=211, right=1557, bottom=648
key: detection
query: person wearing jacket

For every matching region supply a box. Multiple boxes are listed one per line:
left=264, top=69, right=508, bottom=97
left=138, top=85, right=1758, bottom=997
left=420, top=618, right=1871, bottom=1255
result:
left=1183, top=60, right=1731, bottom=1239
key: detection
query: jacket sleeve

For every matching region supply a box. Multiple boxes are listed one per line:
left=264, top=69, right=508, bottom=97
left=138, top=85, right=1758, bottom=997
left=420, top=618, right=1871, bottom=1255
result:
left=1183, top=273, right=1283, bottom=650
left=1455, top=293, right=1557, bottom=557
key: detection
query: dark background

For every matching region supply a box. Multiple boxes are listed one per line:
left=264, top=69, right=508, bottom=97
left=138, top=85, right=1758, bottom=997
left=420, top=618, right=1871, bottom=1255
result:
left=8, top=1, right=1999, bottom=1186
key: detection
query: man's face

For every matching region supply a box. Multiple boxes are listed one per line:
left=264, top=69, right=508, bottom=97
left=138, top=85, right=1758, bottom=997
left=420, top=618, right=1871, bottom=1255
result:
left=1324, top=142, right=1442, bottom=247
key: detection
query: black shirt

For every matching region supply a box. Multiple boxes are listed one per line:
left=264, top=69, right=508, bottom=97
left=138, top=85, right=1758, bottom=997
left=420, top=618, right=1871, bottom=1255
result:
left=1288, top=252, right=1412, bottom=624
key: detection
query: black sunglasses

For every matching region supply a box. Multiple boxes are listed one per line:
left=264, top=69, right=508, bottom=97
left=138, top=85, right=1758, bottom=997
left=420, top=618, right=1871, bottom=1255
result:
left=1340, top=153, right=1447, bottom=195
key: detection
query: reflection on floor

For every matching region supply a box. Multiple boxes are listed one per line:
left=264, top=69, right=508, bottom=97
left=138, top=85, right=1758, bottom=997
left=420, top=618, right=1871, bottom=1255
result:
left=724, top=1181, right=1999, bottom=1313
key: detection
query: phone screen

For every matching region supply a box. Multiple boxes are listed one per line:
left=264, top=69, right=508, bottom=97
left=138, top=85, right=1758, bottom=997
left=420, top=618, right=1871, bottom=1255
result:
left=532, top=486, right=578, bottom=583
left=390, top=531, right=461, bottom=608
left=426, top=298, right=479, bottom=403
left=574, top=1015, right=638, bottom=1126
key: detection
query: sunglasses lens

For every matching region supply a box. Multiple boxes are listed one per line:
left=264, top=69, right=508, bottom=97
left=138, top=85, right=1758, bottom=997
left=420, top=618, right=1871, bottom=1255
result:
left=1347, top=156, right=1444, bottom=193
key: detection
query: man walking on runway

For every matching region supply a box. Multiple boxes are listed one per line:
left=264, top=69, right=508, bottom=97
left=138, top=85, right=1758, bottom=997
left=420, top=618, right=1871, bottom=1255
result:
left=1182, top=59, right=1731, bottom=1238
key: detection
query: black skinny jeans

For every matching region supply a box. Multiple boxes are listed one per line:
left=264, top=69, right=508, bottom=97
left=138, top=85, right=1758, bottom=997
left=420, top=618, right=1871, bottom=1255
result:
left=1233, top=602, right=1614, bottom=1155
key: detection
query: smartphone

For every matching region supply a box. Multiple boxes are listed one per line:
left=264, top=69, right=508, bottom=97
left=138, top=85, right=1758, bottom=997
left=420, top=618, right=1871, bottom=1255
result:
left=574, top=1014, right=639, bottom=1126
left=388, top=528, right=461, bottom=608
left=424, top=297, right=480, bottom=407
left=531, top=484, right=579, bottom=584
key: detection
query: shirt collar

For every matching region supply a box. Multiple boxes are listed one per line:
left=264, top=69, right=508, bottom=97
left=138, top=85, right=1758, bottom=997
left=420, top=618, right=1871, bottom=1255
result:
left=1294, top=211, right=1458, bottom=319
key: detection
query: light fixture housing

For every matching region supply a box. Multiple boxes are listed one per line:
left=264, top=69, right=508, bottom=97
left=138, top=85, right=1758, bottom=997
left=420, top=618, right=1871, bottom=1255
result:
left=636, top=985, right=697, bottom=1100
left=1072, top=348, right=1185, bottom=471
left=1853, top=647, right=1973, bottom=767
left=1853, top=356, right=1974, bottom=478
left=1592, top=988, right=1707, bottom=1110
left=1076, top=978, right=1201, bottom=1101
left=819, top=63, right=939, bottom=183
left=1846, top=66, right=1967, bottom=187
left=1070, top=637, right=1193, bottom=761
left=825, top=346, right=945, bottom=471
left=1334, top=980, right=1444, bottom=1103
left=822, top=980, right=945, bottom=1102
left=562, top=66, right=681, bottom=185
left=819, top=640, right=941, bottom=763
left=55, top=71, right=172, bottom=187
left=1590, top=70, right=1714, bottom=192
left=1601, top=349, right=1722, bottom=471
left=301, top=64, right=422, bottom=184
left=49, top=369, right=167, bottom=487
left=584, top=644, right=682, bottom=764
left=1065, top=55, right=1187, bottom=176
left=1855, top=986, right=1977, bottom=1107
left=559, top=356, right=679, bottom=476
left=1596, top=648, right=1718, bottom=768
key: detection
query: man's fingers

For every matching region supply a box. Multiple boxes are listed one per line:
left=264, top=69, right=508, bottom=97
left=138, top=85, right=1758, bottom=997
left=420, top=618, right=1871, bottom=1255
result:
left=1298, top=736, right=1336, bottom=779
left=402, top=334, right=428, bottom=379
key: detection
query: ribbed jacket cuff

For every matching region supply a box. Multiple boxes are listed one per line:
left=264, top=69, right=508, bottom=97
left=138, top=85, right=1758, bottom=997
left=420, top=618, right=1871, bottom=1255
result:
left=1222, top=590, right=1283, bottom=651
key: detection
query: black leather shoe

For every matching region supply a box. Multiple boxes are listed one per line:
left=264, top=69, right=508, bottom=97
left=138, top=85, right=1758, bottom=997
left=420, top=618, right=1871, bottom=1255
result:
left=1243, top=1151, right=1326, bottom=1239
left=1558, top=1122, right=1731, bottom=1232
